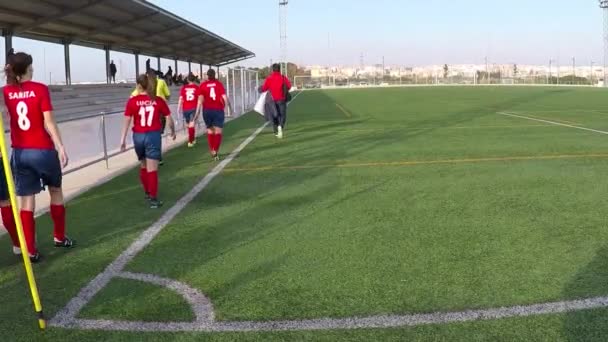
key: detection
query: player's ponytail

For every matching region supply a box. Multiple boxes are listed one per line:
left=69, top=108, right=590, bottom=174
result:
left=5, top=51, right=33, bottom=86
left=136, top=73, right=156, bottom=101
left=146, top=69, right=158, bottom=100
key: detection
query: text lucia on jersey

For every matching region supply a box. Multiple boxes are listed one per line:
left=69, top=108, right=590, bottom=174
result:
left=7, top=90, right=36, bottom=100
left=136, top=99, right=158, bottom=107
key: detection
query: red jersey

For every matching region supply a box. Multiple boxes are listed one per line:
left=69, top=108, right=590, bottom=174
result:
left=124, top=94, right=171, bottom=133
left=180, top=83, right=200, bottom=111
left=3, top=81, right=55, bottom=149
left=199, top=80, right=226, bottom=110
left=262, top=71, right=292, bottom=101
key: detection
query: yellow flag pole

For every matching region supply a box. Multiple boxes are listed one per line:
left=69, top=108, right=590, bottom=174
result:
left=0, top=112, right=45, bottom=329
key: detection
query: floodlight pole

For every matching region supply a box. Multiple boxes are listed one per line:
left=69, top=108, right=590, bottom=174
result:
left=279, top=0, right=288, bottom=75
left=601, top=1, right=608, bottom=86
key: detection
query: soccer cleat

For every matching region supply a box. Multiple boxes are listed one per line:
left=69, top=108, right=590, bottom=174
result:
left=54, top=237, right=76, bottom=248
left=12, top=246, right=21, bottom=255
left=277, top=126, right=284, bottom=139
left=159, top=160, right=164, bottom=166
left=145, top=192, right=151, bottom=201
left=29, top=253, right=42, bottom=264
left=187, top=142, right=194, bottom=148
left=149, top=199, right=163, bottom=209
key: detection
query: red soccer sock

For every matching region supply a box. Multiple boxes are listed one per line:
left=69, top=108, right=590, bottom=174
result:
left=214, top=133, right=223, bottom=152
left=20, top=210, right=37, bottom=255
left=188, top=127, right=195, bottom=143
left=207, top=133, right=215, bottom=152
left=50, top=204, right=66, bottom=241
left=147, top=171, right=159, bottom=199
left=139, top=167, right=148, bottom=194
left=1, top=206, right=19, bottom=247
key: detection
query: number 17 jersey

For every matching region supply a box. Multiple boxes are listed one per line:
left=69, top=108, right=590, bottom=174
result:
left=3, top=81, right=55, bottom=149
left=199, top=80, right=226, bottom=110
left=125, top=94, right=171, bottom=133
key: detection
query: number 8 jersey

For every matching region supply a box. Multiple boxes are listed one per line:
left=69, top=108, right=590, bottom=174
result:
left=125, top=94, right=171, bottom=133
left=3, top=81, right=55, bottom=149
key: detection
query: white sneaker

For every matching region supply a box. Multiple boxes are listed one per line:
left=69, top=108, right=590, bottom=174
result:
left=277, top=126, right=283, bottom=139
left=12, top=246, right=21, bottom=255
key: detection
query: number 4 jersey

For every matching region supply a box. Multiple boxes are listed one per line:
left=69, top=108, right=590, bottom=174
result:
left=199, top=80, right=226, bottom=111
left=125, top=94, right=171, bottom=133
left=3, top=81, right=55, bottom=149
left=180, top=84, right=200, bottom=112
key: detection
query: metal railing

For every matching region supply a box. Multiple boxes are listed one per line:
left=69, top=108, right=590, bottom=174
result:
left=3, top=68, right=260, bottom=177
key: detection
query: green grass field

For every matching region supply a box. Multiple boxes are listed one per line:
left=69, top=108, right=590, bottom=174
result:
left=3, top=86, right=608, bottom=341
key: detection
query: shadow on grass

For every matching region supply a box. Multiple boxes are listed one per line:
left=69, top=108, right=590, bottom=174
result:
left=564, top=246, right=608, bottom=341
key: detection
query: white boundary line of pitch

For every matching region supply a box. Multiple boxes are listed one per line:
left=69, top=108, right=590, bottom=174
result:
left=49, top=91, right=302, bottom=328
left=49, top=99, right=608, bottom=333
left=497, top=111, right=608, bottom=135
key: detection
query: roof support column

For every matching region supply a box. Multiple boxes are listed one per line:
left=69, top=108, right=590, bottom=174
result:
left=188, top=61, right=192, bottom=74
left=231, top=68, right=236, bottom=112
left=63, top=40, right=71, bottom=86
left=157, top=56, right=161, bottom=72
left=135, top=52, right=140, bottom=78
left=174, top=59, right=178, bottom=76
left=104, top=45, right=110, bottom=84
left=240, top=68, right=245, bottom=114
left=3, top=29, right=13, bottom=58
left=199, top=63, right=203, bottom=79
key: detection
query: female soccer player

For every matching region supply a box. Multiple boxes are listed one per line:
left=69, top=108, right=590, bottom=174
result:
left=120, top=73, right=176, bottom=209
left=178, top=74, right=200, bottom=147
left=198, top=69, right=232, bottom=160
left=3, top=51, right=74, bottom=262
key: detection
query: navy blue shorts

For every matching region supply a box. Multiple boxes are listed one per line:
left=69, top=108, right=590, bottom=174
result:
left=133, top=131, right=162, bottom=161
left=0, top=161, right=8, bottom=201
left=11, top=148, right=62, bottom=196
left=203, top=109, right=225, bottom=128
left=183, top=109, right=196, bottom=124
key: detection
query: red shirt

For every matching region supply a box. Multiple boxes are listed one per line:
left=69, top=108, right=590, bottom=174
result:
left=199, top=80, right=226, bottom=110
left=3, top=81, right=55, bottom=149
left=262, top=71, right=292, bottom=101
left=125, top=94, right=171, bottom=133
left=180, top=83, right=200, bottom=111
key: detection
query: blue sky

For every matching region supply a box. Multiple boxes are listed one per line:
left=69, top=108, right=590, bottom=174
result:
left=2, top=0, right=605, bottom=83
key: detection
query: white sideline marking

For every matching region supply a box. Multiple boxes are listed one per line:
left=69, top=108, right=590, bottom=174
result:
left=50, top=121, right=269, bottom=327
left=498, top=111, right=608, bottom=136
left=57, top=294, right=608, bottom=332
left=50, top=92, right=302, bottom=328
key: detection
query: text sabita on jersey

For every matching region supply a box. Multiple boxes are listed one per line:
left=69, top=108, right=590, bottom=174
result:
left=8, top=90, right=36, bottom=100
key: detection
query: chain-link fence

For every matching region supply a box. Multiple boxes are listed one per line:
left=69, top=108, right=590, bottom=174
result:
left=294, top=70, right=603, bottom=89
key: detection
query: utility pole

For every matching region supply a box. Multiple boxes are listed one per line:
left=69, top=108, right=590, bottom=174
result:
left=382, top=56, right=385, bottom=82
left=548, top=59, right=553, bottom=84
left=485, top=56, right=489, bottom=84
left=572, top=57, right=576, bottom=84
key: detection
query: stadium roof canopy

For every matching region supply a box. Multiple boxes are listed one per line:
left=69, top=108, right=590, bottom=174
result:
left=0, top=0, right=255, bottom=66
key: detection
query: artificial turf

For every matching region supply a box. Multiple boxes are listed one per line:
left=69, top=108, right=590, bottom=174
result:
left=3, top=86, right=608, bottom=341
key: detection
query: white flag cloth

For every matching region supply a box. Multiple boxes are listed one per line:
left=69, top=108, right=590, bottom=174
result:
left=254, top=91, right=269, bottom=117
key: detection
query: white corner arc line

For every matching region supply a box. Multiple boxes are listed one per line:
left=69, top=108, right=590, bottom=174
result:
left=498, top=111, right=608, bottom=135
left=50, top=93, right=302, bottom=327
